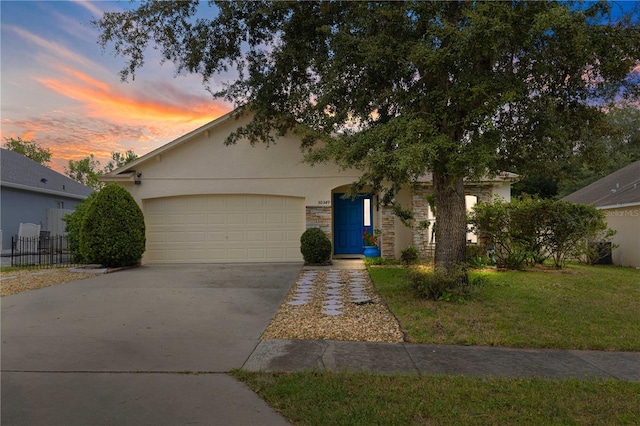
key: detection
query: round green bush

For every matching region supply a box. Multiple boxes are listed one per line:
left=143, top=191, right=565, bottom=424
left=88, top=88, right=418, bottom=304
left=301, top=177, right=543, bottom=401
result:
left=79, top=184, right=146, bottom=267
left=63, top=192, right=97, bottom=263
left=300, top=228, right=332, bottom=264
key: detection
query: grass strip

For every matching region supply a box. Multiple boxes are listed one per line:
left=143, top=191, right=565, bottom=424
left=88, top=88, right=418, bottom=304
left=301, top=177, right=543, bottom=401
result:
left=232, top=370, right=640, bottom=426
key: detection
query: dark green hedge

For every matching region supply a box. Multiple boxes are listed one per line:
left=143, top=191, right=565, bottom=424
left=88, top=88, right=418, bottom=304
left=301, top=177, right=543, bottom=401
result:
left=300, top=228, right=332, bottom=264
left=79, top=184, right=145, bottom=267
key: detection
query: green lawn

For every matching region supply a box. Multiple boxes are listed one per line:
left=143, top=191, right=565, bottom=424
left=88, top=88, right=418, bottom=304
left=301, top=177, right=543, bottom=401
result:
left=233, top=264, right=640, bottom=425
left=370, top=264, right=640, bottom=351
left=233, top=370, right=640, bottom=426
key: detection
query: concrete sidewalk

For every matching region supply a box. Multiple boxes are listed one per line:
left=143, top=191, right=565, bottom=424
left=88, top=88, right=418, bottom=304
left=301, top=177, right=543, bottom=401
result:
left=244, top=339, right=640, bottom=381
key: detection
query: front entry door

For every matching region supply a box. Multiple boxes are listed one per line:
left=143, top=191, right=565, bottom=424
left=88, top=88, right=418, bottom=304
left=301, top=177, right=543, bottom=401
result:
left=333, top=193, right=373, bottom=255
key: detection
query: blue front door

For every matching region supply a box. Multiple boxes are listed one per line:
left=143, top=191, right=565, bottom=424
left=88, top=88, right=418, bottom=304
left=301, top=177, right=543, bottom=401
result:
left=333, top=193, right=372, bottom=255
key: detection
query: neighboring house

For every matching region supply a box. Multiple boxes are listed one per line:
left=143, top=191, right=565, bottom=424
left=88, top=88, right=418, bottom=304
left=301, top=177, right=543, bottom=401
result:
left=102, top=111, right=516, bottom=264
left=562, top=161, right=640, bottom=268
left=0, top=148, right=93, bottom=250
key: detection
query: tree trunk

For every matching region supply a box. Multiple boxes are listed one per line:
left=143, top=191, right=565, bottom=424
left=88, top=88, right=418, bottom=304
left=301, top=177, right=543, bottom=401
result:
left=433, top=172, right=469, bottom=285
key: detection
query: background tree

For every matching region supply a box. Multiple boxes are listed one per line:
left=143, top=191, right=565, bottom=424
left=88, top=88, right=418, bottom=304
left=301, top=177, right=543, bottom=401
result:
left=95, top=1, right=640, bottom=282
left=3, top=137, right=52, bottom=166
left=557, top=105, right=640, bottom=197
left=103, top=150, right=138, bottom=174
left=65, top=154, right=102, bottom=190
left=513, top=104, right=640, bottom=198
left=66, top=151, right=138, bottom=190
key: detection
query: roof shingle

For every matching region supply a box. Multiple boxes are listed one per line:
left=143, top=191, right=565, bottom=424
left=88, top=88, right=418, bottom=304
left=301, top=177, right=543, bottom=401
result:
left=0, top=148, right=93, bottom=197
left=562, top=161, right=640, bottom=208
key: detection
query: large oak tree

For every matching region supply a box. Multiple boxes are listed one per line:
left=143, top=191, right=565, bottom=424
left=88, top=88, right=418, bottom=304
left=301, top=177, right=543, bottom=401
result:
left=95, top=1, right=640, bottom=281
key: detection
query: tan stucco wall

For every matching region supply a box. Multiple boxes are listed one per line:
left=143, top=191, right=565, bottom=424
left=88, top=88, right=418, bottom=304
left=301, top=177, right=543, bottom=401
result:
left=124, top=114, right=361, bottom=207
left=603, top=206, right=640, bottom=268
left=491, top=181, right=512, bottom=201
left=115, top=113, right=514, bottom=262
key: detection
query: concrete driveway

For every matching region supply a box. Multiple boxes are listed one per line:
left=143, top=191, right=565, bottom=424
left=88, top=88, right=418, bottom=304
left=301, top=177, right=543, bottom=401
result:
left=1, top=263, right=301, bottom=425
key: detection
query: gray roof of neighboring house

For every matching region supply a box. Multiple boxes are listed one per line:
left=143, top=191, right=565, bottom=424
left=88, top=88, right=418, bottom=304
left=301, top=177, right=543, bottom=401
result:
left=0, top=148, right=93, bottom=199
left=562, top=161, right=640, bottom=208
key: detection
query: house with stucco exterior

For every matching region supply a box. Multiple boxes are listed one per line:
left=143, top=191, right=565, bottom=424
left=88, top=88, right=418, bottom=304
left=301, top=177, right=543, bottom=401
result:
left=101, top=111, right=516, bottom=264
left=562, top=161, right=640, bottom=268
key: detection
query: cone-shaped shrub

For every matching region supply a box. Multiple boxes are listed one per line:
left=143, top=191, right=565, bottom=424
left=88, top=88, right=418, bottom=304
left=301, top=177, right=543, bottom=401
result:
left=80, top=184, right=145, bottom=267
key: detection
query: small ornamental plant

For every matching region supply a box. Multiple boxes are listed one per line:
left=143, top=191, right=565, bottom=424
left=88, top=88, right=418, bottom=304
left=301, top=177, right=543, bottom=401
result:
left=362, top=229, right=381, bottom=246
left=300, top=228, right=332, bottom=265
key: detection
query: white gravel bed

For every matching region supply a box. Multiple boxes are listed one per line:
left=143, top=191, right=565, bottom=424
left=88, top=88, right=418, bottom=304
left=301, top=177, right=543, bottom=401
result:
left=262, top=269, right=404, bottom=343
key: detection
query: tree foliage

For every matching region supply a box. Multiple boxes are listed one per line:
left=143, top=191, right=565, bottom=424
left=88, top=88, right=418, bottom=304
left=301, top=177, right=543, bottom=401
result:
left=65, top=151, right=138, bottom=190
left=557, top=105, right=640, bottom=197
left=103, top=150, right=138, bottom=174
left=513, top=105, right=640, bottom=198
left=3, top=137, right=52, bottom=166
left=470, top=197, right=614, bottom=269
left=95, top=1, right=640, bottom=281
left=66, top=154, right=103, bottom=190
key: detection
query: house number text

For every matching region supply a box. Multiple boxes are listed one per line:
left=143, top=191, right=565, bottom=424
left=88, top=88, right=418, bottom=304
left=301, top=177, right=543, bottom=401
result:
left=318, top=200, right=331, bottom=205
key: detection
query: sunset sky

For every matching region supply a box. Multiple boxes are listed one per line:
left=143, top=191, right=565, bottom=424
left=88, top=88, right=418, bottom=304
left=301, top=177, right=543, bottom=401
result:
left=1, top=1, right=233, bottom=173
left=2, top=1, right=638, bottom=175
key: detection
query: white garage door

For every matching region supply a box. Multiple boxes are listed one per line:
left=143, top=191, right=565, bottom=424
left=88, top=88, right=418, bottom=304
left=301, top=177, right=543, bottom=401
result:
left=144, top=194, right=305, bottom=263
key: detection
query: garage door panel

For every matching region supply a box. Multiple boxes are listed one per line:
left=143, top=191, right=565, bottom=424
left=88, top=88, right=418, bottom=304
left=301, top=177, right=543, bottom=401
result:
left=247, top=247, right=265, bottom=259
left=247, top=212, right=265, bottom=224
left=187, top=214, right=206, bottom=225
left=247, top=231, right=265, bottom=242
left=227, top=214, right=246, bottom=225
left=147, top=232, right=166, bottom=244
left=266, top=230, right=285, bottom=242
left=166, top=249, right=187, bottom=261
left=146, top=249, right=166, bottom=261
left=167, top=214, right=186, bottom=225
left=143, top=195, right=304, bottom=263
left=166, top=232, right=187, bottom=243
left=187, top=231, right=206, bottom=242
left=226, top=197, right=246, bottom=208
left=208, top=231, right=226, bottom=241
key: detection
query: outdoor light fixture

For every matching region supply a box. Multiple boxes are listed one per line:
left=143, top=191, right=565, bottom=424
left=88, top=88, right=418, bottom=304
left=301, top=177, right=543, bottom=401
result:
left=134, top=172, right=142, bottom=185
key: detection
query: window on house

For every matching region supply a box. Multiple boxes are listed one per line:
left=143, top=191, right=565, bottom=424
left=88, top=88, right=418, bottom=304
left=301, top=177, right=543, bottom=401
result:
left=364, top=198, right=371, bottom=227
left=56, top=201, right=64, bottom=209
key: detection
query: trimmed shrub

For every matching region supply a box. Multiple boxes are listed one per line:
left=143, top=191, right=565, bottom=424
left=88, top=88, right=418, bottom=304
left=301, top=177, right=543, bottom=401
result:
left=300, top=228, right=332, bottom=264
left=79, top=184, right=145, bottom=267
left=63, top=192, right=97, bottom=263
left=470, top=196, right=614, bottom=269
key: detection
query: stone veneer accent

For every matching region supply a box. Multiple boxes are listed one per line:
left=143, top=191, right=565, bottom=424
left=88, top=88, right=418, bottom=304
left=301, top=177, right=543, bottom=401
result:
left=306, top=183, right=495, bottom=260
left=381, top=206, right=396, bottom=259
left=305, top=206, right=332, bottom=240
left=411, top=184, right=495, bottom=258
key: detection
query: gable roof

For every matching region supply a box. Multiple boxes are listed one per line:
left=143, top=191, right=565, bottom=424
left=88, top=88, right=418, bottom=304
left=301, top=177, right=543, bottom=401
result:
left=0, top=148, right=93, bottom=199
left=101, top=111, right=234, bottom=181
left=562, top=161, right=640, bottom=209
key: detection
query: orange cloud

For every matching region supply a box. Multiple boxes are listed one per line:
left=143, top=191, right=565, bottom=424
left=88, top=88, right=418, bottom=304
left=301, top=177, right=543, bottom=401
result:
left=2, top=21, right=233, bottom=176
left=37, top=67, right=227, bottom=125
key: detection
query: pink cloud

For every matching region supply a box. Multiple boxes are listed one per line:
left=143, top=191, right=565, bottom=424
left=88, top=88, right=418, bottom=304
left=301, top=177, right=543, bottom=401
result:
left=37, top=67, right=228, bottom=125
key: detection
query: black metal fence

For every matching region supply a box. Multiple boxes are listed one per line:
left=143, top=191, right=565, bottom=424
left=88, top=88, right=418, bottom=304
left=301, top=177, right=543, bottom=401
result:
left=10, top=235, right=76, bottom=268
